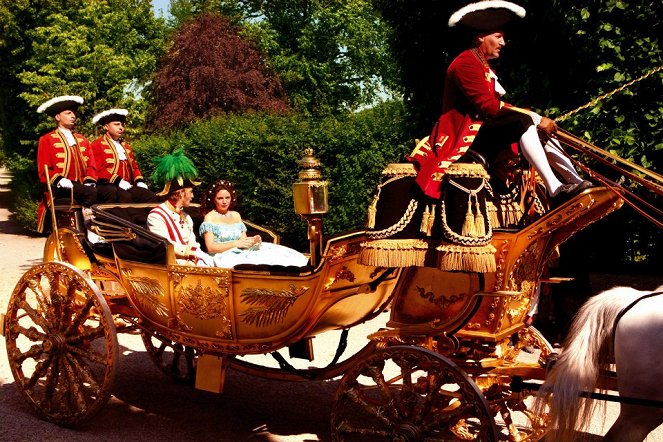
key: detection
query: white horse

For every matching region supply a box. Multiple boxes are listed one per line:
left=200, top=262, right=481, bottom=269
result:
left=536, top=284, right=663, bottom=442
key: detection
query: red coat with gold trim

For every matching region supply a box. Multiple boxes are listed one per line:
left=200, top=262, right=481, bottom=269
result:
left=37, top=129, right=96, bottom=186
left=409, top=49, right=528, bottom=198
left=91, top=134, right=145, bottom=185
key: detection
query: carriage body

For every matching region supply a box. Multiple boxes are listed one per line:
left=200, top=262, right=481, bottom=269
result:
left=1, top=145, right=628, bottom=438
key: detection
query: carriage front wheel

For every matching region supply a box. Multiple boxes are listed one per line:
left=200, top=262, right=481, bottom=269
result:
left=3, top=262, right=118, bottom=426
left=331, top=345, right=498, bottom=441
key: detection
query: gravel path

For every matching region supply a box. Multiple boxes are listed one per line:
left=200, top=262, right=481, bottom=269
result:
left=0, top=167, right=661, bottom=441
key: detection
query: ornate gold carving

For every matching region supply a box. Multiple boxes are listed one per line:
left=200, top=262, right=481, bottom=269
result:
left=176, top=279, right=232, bottom=339
left=126, top=276, right=168, bottom=317
left=416, top=286, right=466, bottom=309
left=335, top=266, right=355, bottom=283
left=240, top=284, right=308, bottom=327
left=493, top=239, right=509, bottom=288
left=328, top=241, right=362, bottom=262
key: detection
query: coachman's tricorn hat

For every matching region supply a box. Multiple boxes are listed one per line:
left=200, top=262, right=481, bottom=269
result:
left=151, top=149, right=201, bottom=196
left=448, top=1, right=526, bottom=31
left=92, top=108, right=128, bottom=125
left=37, top=95, right=84, bottom=117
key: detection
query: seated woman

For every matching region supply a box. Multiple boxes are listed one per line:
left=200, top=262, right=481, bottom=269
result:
left=199, top=180, right=309, bottom=268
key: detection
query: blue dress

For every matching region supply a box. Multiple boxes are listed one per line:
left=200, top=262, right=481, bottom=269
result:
left=199, top=221, right=309, bottom=268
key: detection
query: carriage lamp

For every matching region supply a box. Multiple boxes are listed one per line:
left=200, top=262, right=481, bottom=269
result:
left=293, top=148, right=328, bottom=267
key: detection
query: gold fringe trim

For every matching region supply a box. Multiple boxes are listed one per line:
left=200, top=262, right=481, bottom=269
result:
left=486, top=201, right=501, bottom=229
left=493, top=201, right=523, bottom=228
left=381, top=163, right=417, bottom=177
left=436, top=243, right=497, bottom=273
left=359, top=239, right=428, bottom=267
left=446, top=162, right=490, bottom=178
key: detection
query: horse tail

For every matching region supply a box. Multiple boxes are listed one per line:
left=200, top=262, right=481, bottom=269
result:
left=535, top=286, right=653, bottom=442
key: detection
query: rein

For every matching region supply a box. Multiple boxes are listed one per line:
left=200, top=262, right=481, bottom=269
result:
left=554, top=64, right=663, bottom=123
left=612, top=291, right=663, bottom=346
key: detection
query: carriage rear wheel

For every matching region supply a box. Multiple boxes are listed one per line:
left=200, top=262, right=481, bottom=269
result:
left=331, top=345, right=498, bottom=441
left=4, top=262, right=118, bottom=426
left=140, top=329, right=199, bottom=384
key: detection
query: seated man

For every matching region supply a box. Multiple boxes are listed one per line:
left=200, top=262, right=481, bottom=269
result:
left=91, top=108, right=158, bottom=203
left=146, top=150, right=213, bottom=266
left=36, top=95, right=98, bottom=233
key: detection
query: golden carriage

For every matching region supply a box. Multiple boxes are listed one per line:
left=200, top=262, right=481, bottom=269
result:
left=0, top=134, right=643, bottom=440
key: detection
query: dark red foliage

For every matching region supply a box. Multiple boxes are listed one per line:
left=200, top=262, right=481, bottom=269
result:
left=147, top=13, right=288, bottom=131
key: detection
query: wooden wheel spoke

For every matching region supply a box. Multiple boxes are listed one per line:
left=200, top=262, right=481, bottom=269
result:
left=43, top=355, right=62, bottom=405
left=61, top=356, right=89, bottom=415
left=12, top=344, right=45, bottom=365
left=423, top=401, right=476, bottom=431
left=366, top=365, right=403, bottom=421
left=16, top=299, right=51, bottom=333
left=25, top=354, right=54, bottom=389
left=65, top=353, right=103, bottom=396
left=68, top=324, right=106, bottom=343
left=10, top=323, right=47, bottom=342
left=67, top=343, right=109, bottom=367
left=66, top=296, right=96, bottom=333
left=415, top=373, right=448, bottom=424
left=343, top=383, right=395, bottom=427
left=27, top=279, right=53, bottom=322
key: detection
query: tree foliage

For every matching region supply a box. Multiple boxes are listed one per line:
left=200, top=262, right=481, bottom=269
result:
left=0, top=0, right=166, bottom=155
left=147, top=13, right=288, bottom=131
left=134, top=101, right=410, bottom=248
left=162, top=0, right=399, bottom=116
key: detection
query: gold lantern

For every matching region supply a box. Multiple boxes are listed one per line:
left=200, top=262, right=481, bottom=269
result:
left=293, top=148, right=328, bottom=267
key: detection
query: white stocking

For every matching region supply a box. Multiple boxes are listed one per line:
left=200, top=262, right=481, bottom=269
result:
left=519, top=125, right=563, bottom=196
left=544, top=139, right=584, bottom=184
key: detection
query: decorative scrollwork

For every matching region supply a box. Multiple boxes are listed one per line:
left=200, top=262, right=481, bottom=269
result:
left=416, top=286, right=466, bottom=309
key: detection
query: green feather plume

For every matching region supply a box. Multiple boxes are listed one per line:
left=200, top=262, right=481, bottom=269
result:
left=151, top=149, right=199, bottom=188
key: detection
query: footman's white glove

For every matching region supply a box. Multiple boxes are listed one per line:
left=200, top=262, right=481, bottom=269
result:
left=58, top=178, right=73, bottom=189
left=136, top=182, right=148, bottom=189
left=118, top=179, right=132, bottom=190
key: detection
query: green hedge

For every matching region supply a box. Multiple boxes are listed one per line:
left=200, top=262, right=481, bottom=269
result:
left=133, top=101, right=411, bottom=249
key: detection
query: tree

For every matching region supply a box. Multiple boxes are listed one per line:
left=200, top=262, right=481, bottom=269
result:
left=146, top=13, right=288, bottom=131
left=0, top=0, right=166, bottom=156
left=162, top=0, right=399, bottom=116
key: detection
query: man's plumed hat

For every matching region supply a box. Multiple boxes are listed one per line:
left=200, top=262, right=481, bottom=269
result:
left=151, top=149, right=201, bottom=196
left=448, top=1, right=526, bottom=31
left=92, top=108, right=128, bottom=125
left=37, top=95, right=84, bottom=117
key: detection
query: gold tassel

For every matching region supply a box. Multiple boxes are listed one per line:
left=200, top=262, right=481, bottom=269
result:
left=419, top=204, right=435, bottom=236
left=427, top=204, right=435, bottom=236
left=474, top=198, right=486, bottom=237
left=367, top=195, right=378, bottom=228
left=461, top=194, right=477, bottom=237
left=420, top=204, right=430, bottom=234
